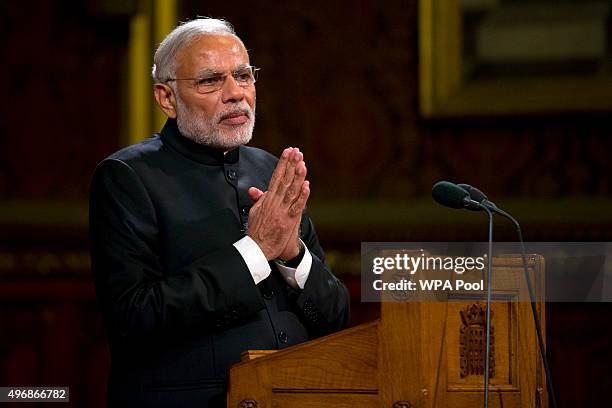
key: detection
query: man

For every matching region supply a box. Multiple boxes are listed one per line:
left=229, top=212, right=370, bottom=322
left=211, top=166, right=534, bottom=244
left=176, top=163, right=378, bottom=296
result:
left=89, top=18, right=349, bottom=408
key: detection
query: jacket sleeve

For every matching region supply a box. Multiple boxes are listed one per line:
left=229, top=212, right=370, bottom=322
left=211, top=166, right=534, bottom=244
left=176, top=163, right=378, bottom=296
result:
left=294, top=215, right=351, bottom=336
left=89, top=159, right=264, bottom=343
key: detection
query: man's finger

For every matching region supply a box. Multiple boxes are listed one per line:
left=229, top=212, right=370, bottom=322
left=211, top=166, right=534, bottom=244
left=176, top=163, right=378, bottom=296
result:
left=280, top=150, right=303, bottom=201
left=283, top=161, right=306, bottom=204
left=268, top=148, right=293, bottom=193
left=288, top=180, right=310, bottom=217
left=248, top=187, right=265, bottom=202
left=276, top=150, right=301, bottom=196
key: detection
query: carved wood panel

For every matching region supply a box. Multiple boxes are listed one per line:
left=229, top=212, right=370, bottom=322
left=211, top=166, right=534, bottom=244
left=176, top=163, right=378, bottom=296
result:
left=459, top=302, right=495, bottom=378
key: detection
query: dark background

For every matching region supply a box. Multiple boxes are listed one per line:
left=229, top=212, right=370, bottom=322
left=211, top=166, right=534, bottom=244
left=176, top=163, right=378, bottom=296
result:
left=0, top=0, right=610, bottom=406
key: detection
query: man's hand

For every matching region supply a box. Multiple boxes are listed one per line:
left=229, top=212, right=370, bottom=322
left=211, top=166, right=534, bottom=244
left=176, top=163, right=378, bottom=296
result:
left=247, top=148, right=310, bottom=261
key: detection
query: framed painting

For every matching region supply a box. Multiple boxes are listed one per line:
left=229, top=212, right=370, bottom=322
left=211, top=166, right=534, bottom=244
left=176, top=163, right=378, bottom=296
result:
left=419, top=0, right=612, bottom=117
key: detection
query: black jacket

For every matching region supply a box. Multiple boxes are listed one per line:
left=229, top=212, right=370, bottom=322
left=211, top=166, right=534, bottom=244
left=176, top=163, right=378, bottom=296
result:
left=89, top=120, right=350, bottom=407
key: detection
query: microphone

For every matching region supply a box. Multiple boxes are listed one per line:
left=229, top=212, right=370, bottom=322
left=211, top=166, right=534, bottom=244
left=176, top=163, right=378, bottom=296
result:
left=431, top=181, right=482, bottom=210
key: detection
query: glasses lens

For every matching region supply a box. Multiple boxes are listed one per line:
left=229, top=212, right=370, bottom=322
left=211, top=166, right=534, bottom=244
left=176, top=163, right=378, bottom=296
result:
left=233, top=67, right=258, bottom=85
left=194, top=74, right=225, bottom=93
left=193, top=66, right=259, bottom=93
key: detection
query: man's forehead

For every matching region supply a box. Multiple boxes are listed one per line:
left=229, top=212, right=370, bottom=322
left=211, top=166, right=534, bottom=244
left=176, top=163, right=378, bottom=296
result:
left=177, top=34, right=249, bottom=73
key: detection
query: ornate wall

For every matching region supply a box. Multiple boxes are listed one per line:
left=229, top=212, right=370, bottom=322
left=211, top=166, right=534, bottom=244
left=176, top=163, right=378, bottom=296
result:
left=0, top=0, right=610, bottom=406
left=185, top=0, right=611, bottom=201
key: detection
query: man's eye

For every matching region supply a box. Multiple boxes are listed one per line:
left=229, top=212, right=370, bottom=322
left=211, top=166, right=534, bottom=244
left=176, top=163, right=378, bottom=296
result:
left=196, top=76, right=222, bottom=86
left=233, top=69, right=252, bottom=81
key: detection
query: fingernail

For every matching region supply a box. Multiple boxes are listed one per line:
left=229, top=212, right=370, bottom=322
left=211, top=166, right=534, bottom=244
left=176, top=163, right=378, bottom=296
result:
left=282, top=149, right=289, bottom=158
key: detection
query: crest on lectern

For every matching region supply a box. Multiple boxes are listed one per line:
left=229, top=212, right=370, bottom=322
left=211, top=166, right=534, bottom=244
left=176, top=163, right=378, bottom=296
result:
left=459, top=303, right=495, bottom=378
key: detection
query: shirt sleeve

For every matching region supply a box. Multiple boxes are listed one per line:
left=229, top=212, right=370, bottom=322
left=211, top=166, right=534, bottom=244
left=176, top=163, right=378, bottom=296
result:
left=274, top=239, right=312, bottom=289
left=233, top=235, right=271, bottom=284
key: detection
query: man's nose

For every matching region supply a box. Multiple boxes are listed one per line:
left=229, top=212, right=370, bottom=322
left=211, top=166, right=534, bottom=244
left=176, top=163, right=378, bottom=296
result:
left=221, top=75, right=245, bottom=103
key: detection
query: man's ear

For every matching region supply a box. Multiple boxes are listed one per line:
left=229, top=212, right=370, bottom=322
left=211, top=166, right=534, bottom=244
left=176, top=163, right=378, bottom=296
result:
left=153, top=83, right=177, bottom=119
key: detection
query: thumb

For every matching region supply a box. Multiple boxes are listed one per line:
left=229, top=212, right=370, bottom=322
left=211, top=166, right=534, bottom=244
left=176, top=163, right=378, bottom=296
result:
left=248, top=187, right=265, bottom=202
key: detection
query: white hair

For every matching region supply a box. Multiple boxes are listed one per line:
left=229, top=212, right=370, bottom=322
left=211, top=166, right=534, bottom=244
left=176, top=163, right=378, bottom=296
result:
left=152, top=18, right=241, bottom=83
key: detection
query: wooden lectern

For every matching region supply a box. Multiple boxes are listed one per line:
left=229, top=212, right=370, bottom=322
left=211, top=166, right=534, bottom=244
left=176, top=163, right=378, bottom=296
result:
left=228, top=255, right=547, bottom=407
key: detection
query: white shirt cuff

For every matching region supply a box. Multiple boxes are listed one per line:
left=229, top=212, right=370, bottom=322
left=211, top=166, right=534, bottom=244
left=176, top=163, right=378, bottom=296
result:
left=233, top=236, right=271, bottom=285
left=274, top=240, right=312, bottom=289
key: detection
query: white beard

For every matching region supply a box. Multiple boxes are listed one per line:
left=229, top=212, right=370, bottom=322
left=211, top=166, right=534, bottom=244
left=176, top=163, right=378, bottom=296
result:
left=175, top=93, right=255, bottom=150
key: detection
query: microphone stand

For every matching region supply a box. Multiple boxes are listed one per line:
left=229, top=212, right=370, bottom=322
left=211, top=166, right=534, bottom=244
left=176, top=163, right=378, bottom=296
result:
left=476, top=203, right=494, bottom=408
left=462, top=195, right=495, bottom=408
left=491, top=207, right=558, bottom=408
left=459, top=183, right=558, bottom=407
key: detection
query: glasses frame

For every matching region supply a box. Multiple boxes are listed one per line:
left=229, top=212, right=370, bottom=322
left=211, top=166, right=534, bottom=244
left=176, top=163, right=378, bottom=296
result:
left=165, top=65, right=260, bottom=94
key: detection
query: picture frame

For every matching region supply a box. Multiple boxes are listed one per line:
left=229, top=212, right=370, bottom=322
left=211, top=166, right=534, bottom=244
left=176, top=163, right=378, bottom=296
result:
left=419, top=0, right=612, bottom=117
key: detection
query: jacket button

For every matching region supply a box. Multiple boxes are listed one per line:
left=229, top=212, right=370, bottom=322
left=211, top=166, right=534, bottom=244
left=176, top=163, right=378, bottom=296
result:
left=278, top=331, right=288, bottom=344
left=227, top=169, right=237, bottom=180
left=263, top=290, right=275, bottom=300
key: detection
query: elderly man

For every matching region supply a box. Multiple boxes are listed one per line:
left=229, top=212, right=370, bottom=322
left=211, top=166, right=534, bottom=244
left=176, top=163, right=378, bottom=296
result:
left=89, top=18, right=349, bottom=408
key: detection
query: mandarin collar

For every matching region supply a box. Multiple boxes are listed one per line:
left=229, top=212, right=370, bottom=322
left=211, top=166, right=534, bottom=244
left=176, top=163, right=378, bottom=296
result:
left=160, top=119, right=239, bottom=165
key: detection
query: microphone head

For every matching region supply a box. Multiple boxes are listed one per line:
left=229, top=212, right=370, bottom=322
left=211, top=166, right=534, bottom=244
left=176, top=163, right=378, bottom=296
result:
left=458, top=183, right=488, bottom=202
left=432, top=181, right=470, bottom=209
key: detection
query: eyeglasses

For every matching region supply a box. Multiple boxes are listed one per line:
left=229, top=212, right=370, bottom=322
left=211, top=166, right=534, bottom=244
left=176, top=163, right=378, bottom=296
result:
left=165, top=65, right=260, bottom=94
